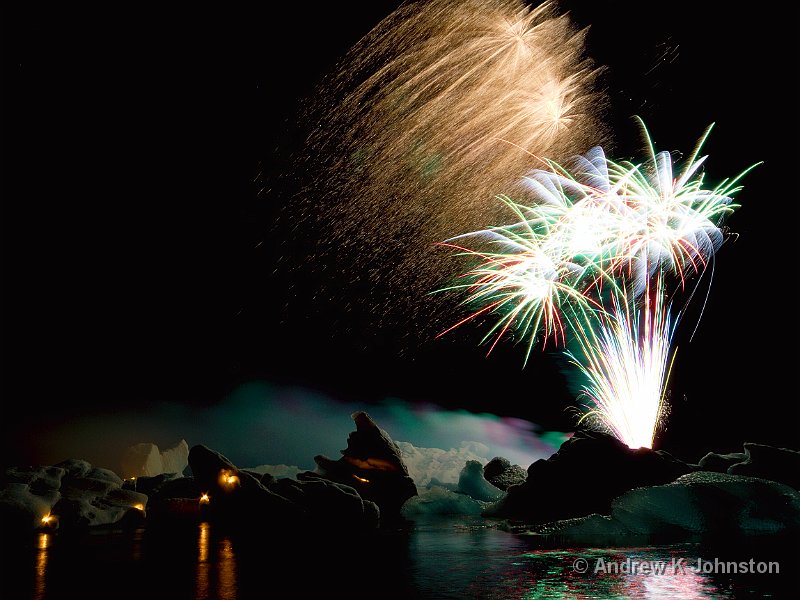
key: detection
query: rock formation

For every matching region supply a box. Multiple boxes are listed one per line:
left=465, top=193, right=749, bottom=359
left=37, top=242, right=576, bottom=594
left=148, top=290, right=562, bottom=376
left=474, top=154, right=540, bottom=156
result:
left=483, top=457, right=527, bottom=491
left=700, top=443, right=800, bottom=490
left=487, top=429, right=695, bottom=524
left=527, top=471, right=800, bottom=544
left=188, top=444, right=379, bottom=530
left=313, top=411, right=417, bottom=518
left=0, top=459, right=148, bottom=534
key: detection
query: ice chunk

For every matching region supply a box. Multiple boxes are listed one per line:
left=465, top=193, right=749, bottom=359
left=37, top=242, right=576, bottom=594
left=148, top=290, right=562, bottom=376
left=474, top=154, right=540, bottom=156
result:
left=458, top=460, right=504, bottom=502
left=121, top=439, right=189, bottom=478
left=0, top=482, right=59, bottom=529
left=526, top=471, right=800, bottom=544
left=1, top=460, right=146, bottom=532
left=401, top=486, right=487, bottom=516
left=396, top=440, right=490, bottom=487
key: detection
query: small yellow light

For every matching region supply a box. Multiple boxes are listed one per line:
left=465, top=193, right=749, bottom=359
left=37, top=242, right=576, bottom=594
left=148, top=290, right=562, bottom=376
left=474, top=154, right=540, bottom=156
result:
left=199, top=493, right=210, bottom=504
left=352, top=474, right=370, bottom=483
left=133, top=503, right=145, bottom=511
left=41, top=514, right=53, bottom=525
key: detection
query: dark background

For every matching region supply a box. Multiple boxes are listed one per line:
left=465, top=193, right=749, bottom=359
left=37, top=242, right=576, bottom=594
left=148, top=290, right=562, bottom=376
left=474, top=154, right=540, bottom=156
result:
left=3, top=1, right=798, bottom=466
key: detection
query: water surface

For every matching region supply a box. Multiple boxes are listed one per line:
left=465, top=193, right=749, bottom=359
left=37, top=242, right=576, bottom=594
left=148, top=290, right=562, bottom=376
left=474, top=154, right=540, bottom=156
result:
left=4, top=517, right=795, bottom=599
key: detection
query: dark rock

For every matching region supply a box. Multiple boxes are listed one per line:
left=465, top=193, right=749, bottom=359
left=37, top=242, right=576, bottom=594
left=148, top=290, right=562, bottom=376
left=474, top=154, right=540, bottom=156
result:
left=483, top=457, right=527, bottom=491
left=483, top=457, right=511, bottom=481
left=527, top=472, right=800, bottom=545
left=698, top=450, right=748, bottom=472
left=141, top=476, right=203, bottom=522
left=728, top=443, right=800, bottom=489
left=147, top=497, right=202, bottom=522
left=313, top=411, right=417, bottom=519
left=188, top=444, right=378, bottom=530
left=188, top=445, right=300, bottom=521
left=148, top=476, right=200, bottom=501
left=274, top=473, right=379, bottom=528
left=488, top=429, right=695, bottom=525
left=126, top=472, right=181, bottom=497
left=695, top=443, right=800, bottom=490
left=241, top=469, right=275, bottom=487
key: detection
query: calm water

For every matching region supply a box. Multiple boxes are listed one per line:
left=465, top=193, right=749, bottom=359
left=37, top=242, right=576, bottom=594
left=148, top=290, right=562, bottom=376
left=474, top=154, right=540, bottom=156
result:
left=3, top=517, right=796, bottom=599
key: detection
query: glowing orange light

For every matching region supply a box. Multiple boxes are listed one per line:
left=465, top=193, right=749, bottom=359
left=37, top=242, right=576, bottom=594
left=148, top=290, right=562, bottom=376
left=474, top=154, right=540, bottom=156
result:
left=133, top=503, right=145, bottom=511
left=41, top=514, right=53, bottom=525
left=352, top=474, right=370, bottom=483
left=199, top=493, right=210, bottom=504
left=219, top=469, right=240, bottom=488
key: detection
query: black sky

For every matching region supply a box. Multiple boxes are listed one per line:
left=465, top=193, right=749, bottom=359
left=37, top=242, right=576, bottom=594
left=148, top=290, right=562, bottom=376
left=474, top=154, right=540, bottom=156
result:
left=3, top=2, right=799, bottom=465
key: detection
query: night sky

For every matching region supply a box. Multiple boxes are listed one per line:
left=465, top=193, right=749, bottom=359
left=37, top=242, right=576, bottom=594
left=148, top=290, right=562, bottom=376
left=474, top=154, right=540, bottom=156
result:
left=3, top=2, right=798, bottom=468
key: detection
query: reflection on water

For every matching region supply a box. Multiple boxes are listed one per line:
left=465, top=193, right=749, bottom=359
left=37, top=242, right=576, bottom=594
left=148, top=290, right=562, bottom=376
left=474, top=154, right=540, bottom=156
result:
left=407, top=518, right=795, bottom=599
left=33, top=533, right=49, bottom=600
left=196, top=521, right=237, bottom=600
left=491, top=548, right=726, bottom=599
left=130, top=527, right=144, bottom=562
left=197, top=522, right=210, bottom=599
left=217, top=537, right=237, bottom=599
left=7, top=517, right=796, bottom=599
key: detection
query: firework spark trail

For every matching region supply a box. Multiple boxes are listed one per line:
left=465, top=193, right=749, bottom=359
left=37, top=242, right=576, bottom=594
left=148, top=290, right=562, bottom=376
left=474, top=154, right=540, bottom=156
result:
left=443, top=122, right=756, bottom=448
left=568, top=277, right=676, bottom=450
left=287, top=0, right=607, bottom=344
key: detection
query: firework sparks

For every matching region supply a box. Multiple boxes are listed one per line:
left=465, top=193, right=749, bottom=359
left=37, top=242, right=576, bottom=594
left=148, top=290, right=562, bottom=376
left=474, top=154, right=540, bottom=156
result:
left=282, top=0, right=607, bottom=345
left=443, top=121, right=757, bottom=448
left=437, top=194, right=598, bottom=356
left=569, top=278, right=676, bottom=450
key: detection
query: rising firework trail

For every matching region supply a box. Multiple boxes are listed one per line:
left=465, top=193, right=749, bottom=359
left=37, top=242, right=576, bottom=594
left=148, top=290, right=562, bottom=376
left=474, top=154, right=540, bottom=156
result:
left=568, top=277, right=676, bottom=451
left=442, top=120, right=758, bottom=448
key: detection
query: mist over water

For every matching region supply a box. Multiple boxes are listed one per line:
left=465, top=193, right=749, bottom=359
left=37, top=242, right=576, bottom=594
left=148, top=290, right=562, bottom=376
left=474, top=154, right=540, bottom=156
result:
left=22, top=381, right=564, bottom=475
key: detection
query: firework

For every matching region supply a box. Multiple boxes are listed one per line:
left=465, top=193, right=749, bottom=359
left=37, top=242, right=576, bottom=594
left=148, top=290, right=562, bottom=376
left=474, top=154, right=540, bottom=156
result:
left=568, top=277, right=676, bottom=450
left=281, top=0, right=607, bottom=346
left=443, top=121, right=756, bottom=448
